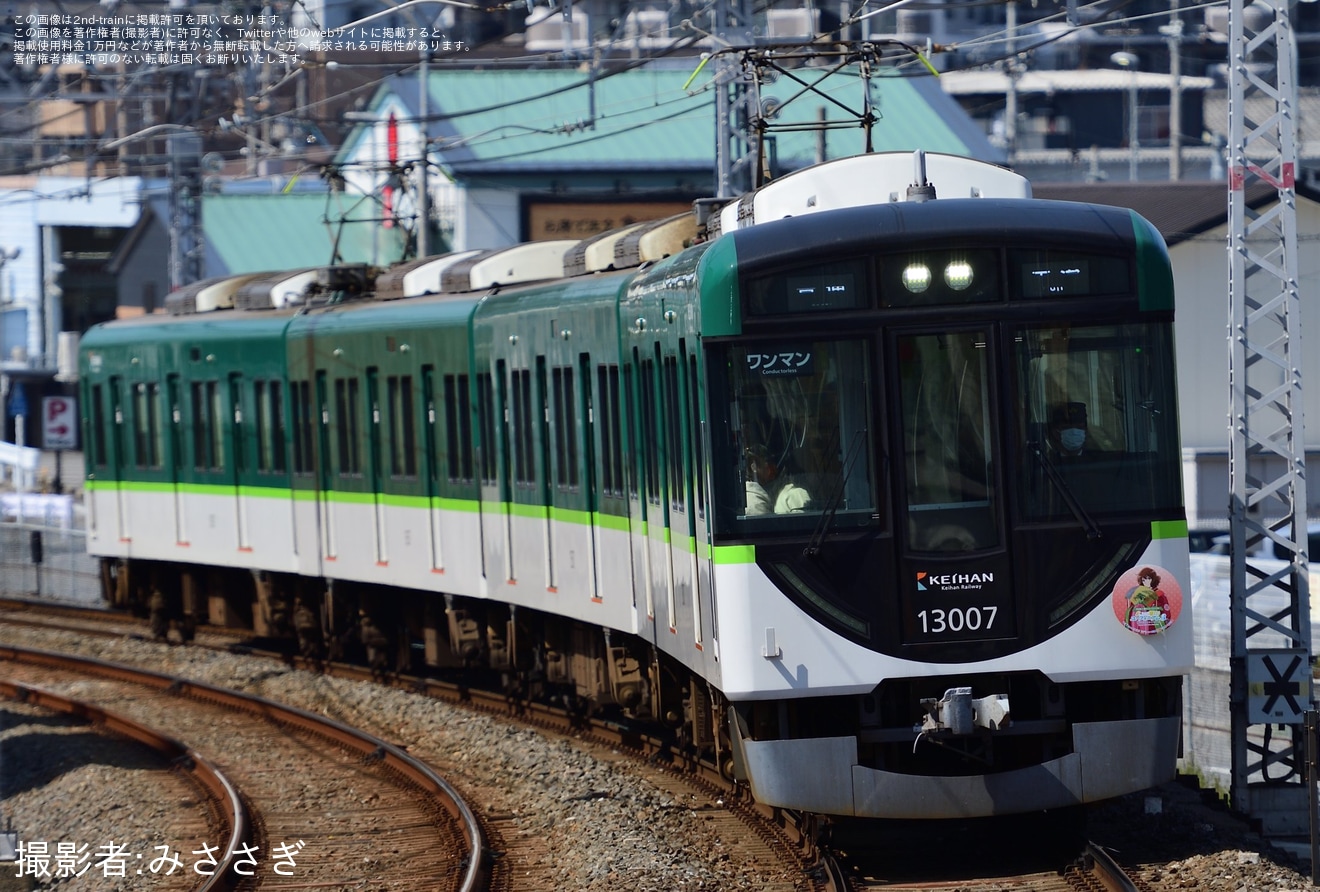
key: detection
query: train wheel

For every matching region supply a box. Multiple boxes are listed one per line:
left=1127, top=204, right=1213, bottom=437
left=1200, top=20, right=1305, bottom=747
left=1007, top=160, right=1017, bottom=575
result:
left=98, top=559, right=118, bottom=607
left=148, top=585, right=169, bottom=640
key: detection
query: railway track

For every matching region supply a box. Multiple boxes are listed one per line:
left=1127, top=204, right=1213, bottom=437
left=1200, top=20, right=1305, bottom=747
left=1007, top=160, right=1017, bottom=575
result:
left=0, top=643, right=487, bottom=891
left=822, top=840, right=1145, bottom=892
left=0, top=600, right=1161, bottom=891
left=0, top=597, right=820, bottom=886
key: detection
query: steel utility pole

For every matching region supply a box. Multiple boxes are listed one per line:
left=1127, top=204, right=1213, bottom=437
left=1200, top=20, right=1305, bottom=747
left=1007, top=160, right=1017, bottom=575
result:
left=1227, top=0, right=1313, bottom=837
left=713, top=0, right=755, bottom=198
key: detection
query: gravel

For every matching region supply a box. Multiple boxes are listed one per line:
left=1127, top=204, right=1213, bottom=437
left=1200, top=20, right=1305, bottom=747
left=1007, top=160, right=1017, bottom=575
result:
left=0, top=627, right=802, bottom=890
left=1, top=624, right=1316, bottom=891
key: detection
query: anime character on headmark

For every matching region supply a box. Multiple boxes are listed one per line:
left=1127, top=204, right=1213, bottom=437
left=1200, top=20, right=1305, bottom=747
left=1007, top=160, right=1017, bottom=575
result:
left=1122, top=566, right=1172, bottom=634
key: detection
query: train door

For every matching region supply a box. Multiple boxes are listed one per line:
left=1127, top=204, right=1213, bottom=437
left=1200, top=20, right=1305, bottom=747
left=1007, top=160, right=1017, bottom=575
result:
left=684, top=347, right=711, bottom=648
left=546, top=355, right=593, bottom=599
left=624, top=359, right=654, bottom=623
left=637, top=348, right=676, bottom=630
left=422, top=367, right=444, bottom=572
left=84, top=381, right=103, bottom=537
left=109, top=376, right=129, bottom=541
left=497, top=360, right=515, bottom=582
left=167, top=374, right=187, bottom=545
left=315, top=370, right=337, bottom=561
left=892, top=328, right=1013, bottom=643
left=366, top=368, right=387, bottom=565
left=475, top=370, right=498, bottom=581
left=229, top=373, right=251, bottom=551
left=659, top=351, right=684, bottom=636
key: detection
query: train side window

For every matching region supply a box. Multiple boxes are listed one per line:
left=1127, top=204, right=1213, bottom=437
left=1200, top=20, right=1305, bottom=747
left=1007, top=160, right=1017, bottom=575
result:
left=290, top=380, right=314, bottom=475
left=639, top=355, right=660, bottom=504
left=270, top=381, right=286, bottom=473
left=443, top=374, right=474, bottom=483
left=254, top=379, right=287, bottom=474
left=334, top=377, right=361, bottom=476
left=387, top=374, right=417, bottom=479
left=663, top=355, right=684, bottom=512
left=551, top=366, right=579, bottom=490
left=132, top=382, right=162, bottom=469
left=89, top=383, right=107, bottom=468
left=190, top=380, right=222, bottom=471
left=476, top=372, right=497, bottom=486
left=688, top=352, right=705, bottom=519
left=623, top=363, right=639, bottom=503
left=511, top=368, right=535, bottom=487
left=596, top=364, right=624, bottom=497
left=131, top=383, right=147, bottom=467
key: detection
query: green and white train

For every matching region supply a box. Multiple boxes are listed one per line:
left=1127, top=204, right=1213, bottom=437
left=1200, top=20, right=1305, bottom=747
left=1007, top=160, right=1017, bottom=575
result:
left=80, top=152, right=1192, bottom=819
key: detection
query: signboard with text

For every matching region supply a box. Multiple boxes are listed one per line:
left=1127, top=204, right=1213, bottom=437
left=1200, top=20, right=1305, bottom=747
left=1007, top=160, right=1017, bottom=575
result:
left=42, top=395, right=77, bottom=450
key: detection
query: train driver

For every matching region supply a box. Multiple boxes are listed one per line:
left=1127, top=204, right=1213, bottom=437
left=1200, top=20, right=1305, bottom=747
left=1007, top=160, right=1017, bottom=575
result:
left=745, top=445, right=777, bottom=516
left=1048, top=401, right=1089, bottom=457
left=745, top=444, right=814, bottom=515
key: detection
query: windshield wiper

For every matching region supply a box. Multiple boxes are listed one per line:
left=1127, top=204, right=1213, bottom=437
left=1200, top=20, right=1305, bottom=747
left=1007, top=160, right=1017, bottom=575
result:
left=1031, top=440, right=1102, bottom=540
left=805, top=429, right=868, bottom=558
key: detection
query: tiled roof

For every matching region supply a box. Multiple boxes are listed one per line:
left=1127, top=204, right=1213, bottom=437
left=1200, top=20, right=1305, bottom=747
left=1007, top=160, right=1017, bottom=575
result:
left=202, top=192, right=409, bottom=275
left=343, top=64, right=1000, bottom=175
left=1032, top=180, right=1299, bottom=245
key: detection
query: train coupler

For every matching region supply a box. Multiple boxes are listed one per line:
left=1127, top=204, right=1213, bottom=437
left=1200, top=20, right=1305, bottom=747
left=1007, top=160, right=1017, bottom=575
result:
left=917, top=687, right=1011, bottom=736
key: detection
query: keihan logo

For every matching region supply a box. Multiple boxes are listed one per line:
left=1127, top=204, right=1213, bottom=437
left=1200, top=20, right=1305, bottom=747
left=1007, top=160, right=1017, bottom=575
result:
left=917, top=571, right=994, bottom=591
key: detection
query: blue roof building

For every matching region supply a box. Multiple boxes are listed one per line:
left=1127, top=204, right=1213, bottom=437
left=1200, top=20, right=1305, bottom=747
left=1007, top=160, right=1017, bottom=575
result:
left=334, top=62, right=1003, bottom=252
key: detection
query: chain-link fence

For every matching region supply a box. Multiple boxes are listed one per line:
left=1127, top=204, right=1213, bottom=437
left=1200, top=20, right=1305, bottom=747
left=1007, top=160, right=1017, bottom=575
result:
left=0, top=508, right=103, bottom=605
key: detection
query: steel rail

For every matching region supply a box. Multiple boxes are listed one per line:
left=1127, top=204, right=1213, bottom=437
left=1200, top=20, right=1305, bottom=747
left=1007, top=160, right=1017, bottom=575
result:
left=0, top=644, right=489, bottom=892
left=1085, top=841, right=1141, bottom=892
left=0, top=677, right=249, bottom=892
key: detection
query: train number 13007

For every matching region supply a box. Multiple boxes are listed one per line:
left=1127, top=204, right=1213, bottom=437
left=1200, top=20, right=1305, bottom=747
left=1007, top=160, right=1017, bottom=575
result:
left=916, top=605, right=998, bottom=636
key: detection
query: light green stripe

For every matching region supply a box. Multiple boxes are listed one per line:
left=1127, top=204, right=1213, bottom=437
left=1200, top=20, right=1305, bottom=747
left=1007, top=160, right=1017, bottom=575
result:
left=1151, top=519, right=1189, bottom=540
left=713, top=544, right=756, bottom=564
left=89, top=479, right=640, bottom=533
left=550, top=505, right=593, bottom=526
left=238, top=485, right=298, bottom=500
left=597, top=513, right=631, bottom=534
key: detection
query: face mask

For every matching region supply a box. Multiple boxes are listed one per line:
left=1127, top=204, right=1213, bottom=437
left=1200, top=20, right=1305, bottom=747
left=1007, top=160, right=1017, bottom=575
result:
left=1060, top=428, right=1086, bottom=452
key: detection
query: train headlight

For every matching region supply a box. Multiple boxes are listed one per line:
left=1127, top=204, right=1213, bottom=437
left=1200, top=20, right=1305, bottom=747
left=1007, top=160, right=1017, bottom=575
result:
left=902, top=263, right=932, bottom=293
left=944, top=260, right=974, bottom=291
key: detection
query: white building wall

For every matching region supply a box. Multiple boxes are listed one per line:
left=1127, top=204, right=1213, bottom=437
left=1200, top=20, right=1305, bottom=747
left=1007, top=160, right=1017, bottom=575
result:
left=0, top=176, right=143, bottom=365
left=1171, top=198, right=1320, bottom=525
left=451, top=187, right=521, bottom=251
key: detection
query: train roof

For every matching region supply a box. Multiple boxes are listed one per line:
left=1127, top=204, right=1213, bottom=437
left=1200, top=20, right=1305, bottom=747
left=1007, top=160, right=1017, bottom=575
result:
left=128, top=153, right=1134, bottom=330
left=726, top=196, right=1164, bottom=272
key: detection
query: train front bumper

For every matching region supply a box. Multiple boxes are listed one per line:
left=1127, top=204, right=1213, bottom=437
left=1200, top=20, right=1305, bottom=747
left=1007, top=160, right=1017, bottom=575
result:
left=730, top=714, right=1181, bottom=818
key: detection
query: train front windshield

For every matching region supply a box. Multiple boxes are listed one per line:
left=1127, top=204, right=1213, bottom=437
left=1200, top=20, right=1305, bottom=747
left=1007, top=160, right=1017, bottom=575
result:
left=710, top=322, right=1182, bottom=542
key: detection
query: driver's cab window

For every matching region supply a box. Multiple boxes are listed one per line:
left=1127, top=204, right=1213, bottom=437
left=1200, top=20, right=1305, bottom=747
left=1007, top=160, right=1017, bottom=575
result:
left=1015, top=323, right=1182, bottom=519
left=722, top=339, right=875, bottom=532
